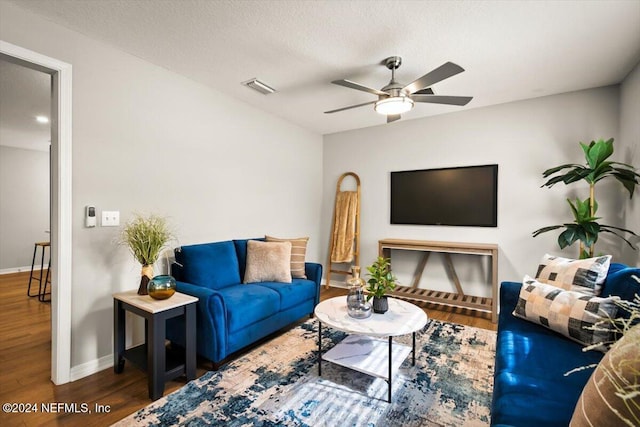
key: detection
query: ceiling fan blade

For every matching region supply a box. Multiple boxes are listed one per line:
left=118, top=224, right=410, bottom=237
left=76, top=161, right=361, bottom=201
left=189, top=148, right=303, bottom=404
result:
left=402, top=62, right=465, bottom=95
left=332, top=79, right=388, bottom=96
left=413, top=88, right=434, bottom=95
left=412, top=95, right=473, bottom=106
left=324, top=100, right=376, bottom=114
left=387, top=114, right=401, bottom=123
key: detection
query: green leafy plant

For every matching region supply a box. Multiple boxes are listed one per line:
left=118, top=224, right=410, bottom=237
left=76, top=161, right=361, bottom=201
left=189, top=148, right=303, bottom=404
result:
left=533, top=138, right=639, bottom=258
left=365, top=256, right=397, bottom=301
left=120, top=213, right=174, bottom=266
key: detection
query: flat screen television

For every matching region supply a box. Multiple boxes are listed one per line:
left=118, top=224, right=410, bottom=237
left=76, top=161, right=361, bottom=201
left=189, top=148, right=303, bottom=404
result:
left=390, top=164, right=498, bottom=227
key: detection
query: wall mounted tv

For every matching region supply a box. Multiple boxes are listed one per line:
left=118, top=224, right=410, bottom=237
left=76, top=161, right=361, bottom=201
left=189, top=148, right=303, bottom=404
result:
left=390, top=164, right=498, bottom=227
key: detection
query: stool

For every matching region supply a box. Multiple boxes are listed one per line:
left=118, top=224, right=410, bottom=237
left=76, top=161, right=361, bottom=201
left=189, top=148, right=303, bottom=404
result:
left=27, top=241, right=51, bottom=302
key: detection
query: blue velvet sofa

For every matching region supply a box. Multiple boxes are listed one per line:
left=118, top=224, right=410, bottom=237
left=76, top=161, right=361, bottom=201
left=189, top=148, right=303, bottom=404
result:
left=491, top=262, right=640, bottom=426
left=167, top=238, right=322, bottom=365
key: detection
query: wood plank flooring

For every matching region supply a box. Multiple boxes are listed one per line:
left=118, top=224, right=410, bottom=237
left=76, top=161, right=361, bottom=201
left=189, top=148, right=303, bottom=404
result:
left=0, top=272, right=496, bottom=426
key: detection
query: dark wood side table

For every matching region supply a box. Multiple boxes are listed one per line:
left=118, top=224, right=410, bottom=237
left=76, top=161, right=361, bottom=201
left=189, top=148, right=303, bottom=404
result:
left=113, top=290, right=198, bottom=400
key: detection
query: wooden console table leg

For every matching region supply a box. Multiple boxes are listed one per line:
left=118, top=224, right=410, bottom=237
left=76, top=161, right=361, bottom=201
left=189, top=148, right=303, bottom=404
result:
left=410, top=252, right=430, bottom=288
left=491, top=249, right=498, bottom=323
left=443, top=253, right=465, bottom=296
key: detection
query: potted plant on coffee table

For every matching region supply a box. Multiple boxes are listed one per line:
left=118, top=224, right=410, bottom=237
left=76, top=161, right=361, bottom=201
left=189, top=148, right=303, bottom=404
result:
left=365, top=256, right=397, bottom=314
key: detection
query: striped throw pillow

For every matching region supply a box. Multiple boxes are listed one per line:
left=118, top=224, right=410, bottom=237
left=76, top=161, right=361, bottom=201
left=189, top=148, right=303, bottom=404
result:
left=265, top=235, right=309, bottom=279
left=513, top=276, right=619, bottom=349
left=535, top=254, right=612, bottom=295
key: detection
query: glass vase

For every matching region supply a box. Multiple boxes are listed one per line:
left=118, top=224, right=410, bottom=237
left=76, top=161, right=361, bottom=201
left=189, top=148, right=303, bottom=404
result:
left=147, top=275, right=177, bottom=300
left=346, top=266, right=371, bottom=319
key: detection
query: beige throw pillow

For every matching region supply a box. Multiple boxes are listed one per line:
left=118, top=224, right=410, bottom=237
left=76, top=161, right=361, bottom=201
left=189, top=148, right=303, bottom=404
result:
left=244, top=240, right=292, bottom=284
left=570, top=324, right=640, bottom=426
left=265, top=235, right=309, bottom=279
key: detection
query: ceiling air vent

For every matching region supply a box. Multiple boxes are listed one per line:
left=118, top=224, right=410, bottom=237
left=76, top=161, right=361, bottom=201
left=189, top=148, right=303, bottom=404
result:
left=242, top=78, right=276, bottom=95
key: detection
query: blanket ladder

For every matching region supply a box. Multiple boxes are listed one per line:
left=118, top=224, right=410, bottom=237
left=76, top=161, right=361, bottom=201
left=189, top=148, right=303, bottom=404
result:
left=325, top=172, right=361, bottom=289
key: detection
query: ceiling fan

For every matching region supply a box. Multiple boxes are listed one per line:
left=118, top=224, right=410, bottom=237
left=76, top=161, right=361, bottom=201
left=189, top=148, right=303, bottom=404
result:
left=325, top=56, right=473, bottom=123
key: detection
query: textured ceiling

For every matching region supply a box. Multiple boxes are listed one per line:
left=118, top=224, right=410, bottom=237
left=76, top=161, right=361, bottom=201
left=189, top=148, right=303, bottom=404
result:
left=5, top=0, right=640, bottom=135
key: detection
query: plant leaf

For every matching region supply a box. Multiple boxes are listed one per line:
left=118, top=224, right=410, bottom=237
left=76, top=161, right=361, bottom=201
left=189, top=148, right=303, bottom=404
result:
left=558, top=227, right=580, bottom=249
left=599, top=228, right=638, bottom=250
left=532, top=225, right=564, bottom=237
left=585, top=139, right=614, bottom=169
left=542, top=164, right=583, bottom=178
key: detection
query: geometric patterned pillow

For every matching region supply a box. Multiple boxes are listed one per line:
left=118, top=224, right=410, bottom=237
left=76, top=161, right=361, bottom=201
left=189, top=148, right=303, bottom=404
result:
left=513, top=276, right=620, bottom=350
left=265, top=235, right=309, bottom=279
left=535, top=254, right=612, bottom=296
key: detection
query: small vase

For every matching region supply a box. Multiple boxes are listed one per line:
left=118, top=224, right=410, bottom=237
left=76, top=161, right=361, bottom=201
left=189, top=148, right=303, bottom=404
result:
left=372, top=296, right=388, bottom=314
left=346, top=267, right=372, bottom=319
left=147, top=275, right=177, bottom=300
left=138, top=265, right=153, bottom=295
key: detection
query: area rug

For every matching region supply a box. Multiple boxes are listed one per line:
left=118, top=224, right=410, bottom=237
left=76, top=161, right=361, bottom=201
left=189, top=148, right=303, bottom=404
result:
left=114, top=319, right=496, bottom=427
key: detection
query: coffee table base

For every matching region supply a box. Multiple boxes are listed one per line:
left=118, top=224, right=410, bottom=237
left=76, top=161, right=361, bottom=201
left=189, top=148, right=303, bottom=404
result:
left=318, top=322, right=416, bottom=402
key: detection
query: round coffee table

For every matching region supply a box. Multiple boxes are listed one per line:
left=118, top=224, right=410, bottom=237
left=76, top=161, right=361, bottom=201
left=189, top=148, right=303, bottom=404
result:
left=314, top=296, right=428, bottom=402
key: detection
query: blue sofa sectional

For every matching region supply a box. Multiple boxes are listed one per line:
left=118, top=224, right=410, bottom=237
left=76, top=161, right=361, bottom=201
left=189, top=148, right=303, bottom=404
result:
left=491, top=262, right=640, bottom=426
left=167, top=238, right=322, bottom=365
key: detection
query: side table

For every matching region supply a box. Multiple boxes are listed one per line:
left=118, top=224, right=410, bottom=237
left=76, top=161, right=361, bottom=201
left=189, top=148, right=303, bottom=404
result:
left=113, top=290, right=198, bottom=400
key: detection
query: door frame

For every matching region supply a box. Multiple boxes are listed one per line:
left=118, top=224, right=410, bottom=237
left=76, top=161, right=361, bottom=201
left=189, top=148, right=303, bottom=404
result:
left=0, top=40, right=72, bottom=385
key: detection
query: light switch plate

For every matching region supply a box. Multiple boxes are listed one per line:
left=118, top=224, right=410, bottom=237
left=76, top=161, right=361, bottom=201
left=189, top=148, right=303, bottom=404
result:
left=102, top=211, right=120, bottom=227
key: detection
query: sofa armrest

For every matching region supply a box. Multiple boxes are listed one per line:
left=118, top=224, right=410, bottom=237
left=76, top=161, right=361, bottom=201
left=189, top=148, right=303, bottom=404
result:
left=175, top=280, right=228, bottom=363
left=601, top=266, right=640, bottom=302
left=499, top=281, right=522, bottom=322
left=305, top=262, right=323, bottom=306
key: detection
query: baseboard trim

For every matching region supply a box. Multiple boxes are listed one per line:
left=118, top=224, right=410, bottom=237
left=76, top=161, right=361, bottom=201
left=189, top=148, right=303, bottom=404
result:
left=69, top=354, right=112, bottom=382
left=0, top=266, right=41, bottom=275
left=322, top=279, right=348, bottom=289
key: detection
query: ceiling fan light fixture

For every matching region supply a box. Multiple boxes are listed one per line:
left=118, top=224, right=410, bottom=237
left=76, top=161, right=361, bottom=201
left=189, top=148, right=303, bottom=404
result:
left=374, top=96, right=414, bottom=115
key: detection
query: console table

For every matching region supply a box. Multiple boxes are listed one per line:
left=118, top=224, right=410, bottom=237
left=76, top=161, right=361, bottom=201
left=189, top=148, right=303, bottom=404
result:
left=378, top=239, right=498, bottom=323
left=113, top=290, right=198, bottom=400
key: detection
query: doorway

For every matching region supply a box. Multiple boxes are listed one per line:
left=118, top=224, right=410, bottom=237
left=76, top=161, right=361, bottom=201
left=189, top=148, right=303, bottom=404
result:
left=0, top=41, right=72, bottom=385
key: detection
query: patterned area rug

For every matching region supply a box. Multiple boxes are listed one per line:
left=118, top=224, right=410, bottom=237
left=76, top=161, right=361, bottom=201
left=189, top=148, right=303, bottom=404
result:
left=114, top=319, right=496, bottom=427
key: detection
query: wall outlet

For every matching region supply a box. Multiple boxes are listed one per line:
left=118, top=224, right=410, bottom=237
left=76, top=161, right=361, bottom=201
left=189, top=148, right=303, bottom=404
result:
left=102, top=211, right=120, bottom=227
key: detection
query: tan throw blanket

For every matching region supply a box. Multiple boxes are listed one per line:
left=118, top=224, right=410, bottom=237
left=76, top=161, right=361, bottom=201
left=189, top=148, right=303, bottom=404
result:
left=331, top=191, right=358, bottom=263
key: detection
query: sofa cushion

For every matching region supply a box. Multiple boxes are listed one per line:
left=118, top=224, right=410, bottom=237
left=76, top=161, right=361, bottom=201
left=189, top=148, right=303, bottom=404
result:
left=258, top=278, right=317, bottom=310
left=216, top=284, right=280, bottom=333
left=244, top=240, right=292, bottom=284
left=513, top=276, right=619, bottom=349
left=535, top=254, right=611, bottom=295
left=571, top=324, right=640, bottom=426
left=265, top=235, right=309, bottom=279
left=177, top=241, right=241, bottom=290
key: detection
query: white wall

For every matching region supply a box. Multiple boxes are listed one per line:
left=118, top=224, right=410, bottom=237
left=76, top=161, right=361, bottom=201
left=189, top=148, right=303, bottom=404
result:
left=0, top=2, right=323, bottom=375
left=619, top=60, right=640, bottom=266
left=0, top=146, right=50, bottom=270
left=322, top=87, right=623, bottom=297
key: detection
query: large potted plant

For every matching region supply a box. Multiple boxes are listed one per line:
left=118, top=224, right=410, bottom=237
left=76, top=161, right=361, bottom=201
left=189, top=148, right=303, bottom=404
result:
left=533, top=138, right=639, bottom=258
left=365, top=256, right=397, bottom=314
left=120, top=213, right=174, bottom=295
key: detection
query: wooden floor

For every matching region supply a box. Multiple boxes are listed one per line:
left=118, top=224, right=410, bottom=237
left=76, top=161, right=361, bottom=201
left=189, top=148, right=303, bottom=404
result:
left=0, top=272, right=496, bottom=426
